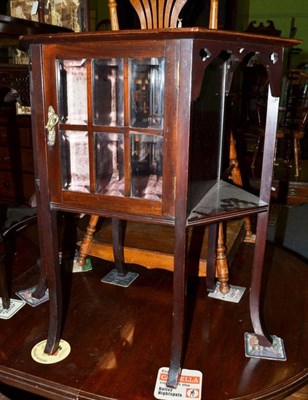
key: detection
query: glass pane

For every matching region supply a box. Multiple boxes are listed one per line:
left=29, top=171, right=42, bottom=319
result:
left=57, top=59, right=87, bottom=125
left=92, top=59, right=124, bottom=126
left=130, top=133, right=162, bottom=200
left=61, top=130, right=90, bottom=193
left=129, top=58, right=164, bottom=128
left=95, top=132, right=124, bottom=196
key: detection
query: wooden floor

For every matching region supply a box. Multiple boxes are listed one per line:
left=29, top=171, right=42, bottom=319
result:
left=0, top=221, right=307, bottom=399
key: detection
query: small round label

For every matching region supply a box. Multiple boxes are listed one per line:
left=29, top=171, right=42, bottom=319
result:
left=31, top=339, right=71, bottom=364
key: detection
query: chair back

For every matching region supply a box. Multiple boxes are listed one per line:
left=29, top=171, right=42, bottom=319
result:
left=281, top=70, right=308, bottom=134
left=129, top=0, right=188, bottom=29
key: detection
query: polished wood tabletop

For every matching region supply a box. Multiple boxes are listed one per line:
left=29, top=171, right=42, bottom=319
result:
left=0, top=223, right=307, bottom=399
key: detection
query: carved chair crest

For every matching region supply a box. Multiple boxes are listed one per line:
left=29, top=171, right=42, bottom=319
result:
left=129, top=0, right=188, bottom=28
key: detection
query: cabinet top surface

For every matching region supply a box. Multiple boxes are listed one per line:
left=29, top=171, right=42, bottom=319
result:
left=20, top=27, right=301, bottom=49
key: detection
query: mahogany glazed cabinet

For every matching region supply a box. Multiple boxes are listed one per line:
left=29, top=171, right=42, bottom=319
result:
left=21, top=28, right=299, bottom=387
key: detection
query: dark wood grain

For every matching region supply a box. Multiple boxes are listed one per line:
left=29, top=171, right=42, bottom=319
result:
left=0, top=224, right=307, bottom=399
left=20, top=27, right=300, bottom=48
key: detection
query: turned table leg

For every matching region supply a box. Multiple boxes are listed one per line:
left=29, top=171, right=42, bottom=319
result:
left=77, top=214, right=99, bottom=267
left=216, top=223, right=230, bottom=294
left=206, top=223, right=230, bottom=294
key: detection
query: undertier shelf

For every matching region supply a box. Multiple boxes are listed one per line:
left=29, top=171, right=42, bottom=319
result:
left=78, top=218, right=244, bottom=277
left=188, top=180, right=268, bottom=224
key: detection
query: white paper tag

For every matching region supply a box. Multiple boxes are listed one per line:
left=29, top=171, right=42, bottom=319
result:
left=15, top=286, right=49, bottom=307
left=0, top=298, right=26, bottom=319
left=31, top=1, right=39, bottom=16
left=31, top=339, right=71, bottom=364
left=154, top=367, right=202, bottom=400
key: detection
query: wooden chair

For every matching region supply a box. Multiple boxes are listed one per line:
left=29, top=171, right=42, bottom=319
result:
left=245, top=19, right=282, bottom=37
left=252, top=70, right=308, bottom=177
left=284, top=70, right=308, bottom=177
left=76, top=0, right=253, bottom=294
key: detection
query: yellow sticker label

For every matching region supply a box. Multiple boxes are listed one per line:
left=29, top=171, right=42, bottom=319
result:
left=31, top=339, right=71, bottom=364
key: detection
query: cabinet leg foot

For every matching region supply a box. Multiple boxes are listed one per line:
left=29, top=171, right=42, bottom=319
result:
left=244, top=332, right=286, bottom=360
left=77, top=215, right=99, bottom=267
left=167, top=364, right=181, bottom=388
left=250, top=212, right=273, bottom=348
left=44, top=337, right=60, bottom=355
left=32, top=260, right=47, bottom=299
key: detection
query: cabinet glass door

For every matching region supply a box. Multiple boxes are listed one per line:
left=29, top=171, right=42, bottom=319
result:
left=56, top=55, right=165, bottom=204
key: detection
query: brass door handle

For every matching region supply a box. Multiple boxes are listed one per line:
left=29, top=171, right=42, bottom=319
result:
left=45, top=105, right=59, bottom=147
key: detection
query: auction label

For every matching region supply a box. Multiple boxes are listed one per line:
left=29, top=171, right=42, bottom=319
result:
left=154, top=367, right=202, bottom=399
left=31, top=339, right=71, bottom=364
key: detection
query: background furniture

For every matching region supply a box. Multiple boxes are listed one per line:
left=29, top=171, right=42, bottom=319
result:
left=0, top=13, right=72, bottom=313
left=0, top=98, right=33, bottom=204
left=9, top=0, right=89, bottom=31
left=0, top=14, right=71, bottom=205
left=280, top=70, right=308, bottom=177
left=251, top=69, right=308, bottom=177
